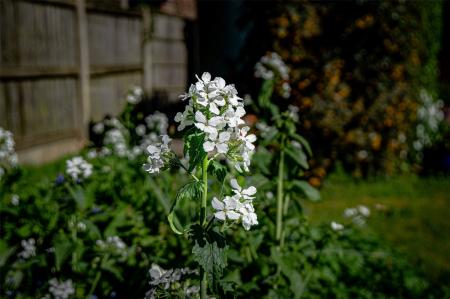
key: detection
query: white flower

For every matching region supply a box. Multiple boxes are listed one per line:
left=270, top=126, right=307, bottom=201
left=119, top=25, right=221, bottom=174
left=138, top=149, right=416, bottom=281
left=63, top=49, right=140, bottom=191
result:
left=254, top=52, right=289, bottom=80
left=11, top=194, right=19, bottom=206
left=18, top=238, right=36, bottom=259
left=239, top=201, right=258, bottom=230
left=92, top=122, right=104, bottom=134
left=66, top=157, right=93, bottom=181
left=48, top=278, right=75, bottom=299
left=212, top=196, right=242, bottom=221
left=230, top=179, right=257, bottom=200
left=331, top=221, right=344, bottom=231
left=203, top=131, right=230, bottom=153
left=194, top=111, right=224, bottom=138
left=174, top=106, right=194, bottom=131
left=237, top=127, right=256, bottom=151
left=127, top=86, right=143, bottom=104
left=145, top=111, right=169, bottom=135
left=143, top=135, right=172, bottom=174
left=287, top=105, right=299, bottom=122
left=358, top=205, right=370, bottom=217
left=0, top=128, right=18, bottom=173
left=136, top=124, right=147, bottom=136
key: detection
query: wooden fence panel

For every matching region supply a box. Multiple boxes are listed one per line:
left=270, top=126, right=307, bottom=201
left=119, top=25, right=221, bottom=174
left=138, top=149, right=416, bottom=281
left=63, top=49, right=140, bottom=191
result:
left=0, top=0, right=193, bottom=163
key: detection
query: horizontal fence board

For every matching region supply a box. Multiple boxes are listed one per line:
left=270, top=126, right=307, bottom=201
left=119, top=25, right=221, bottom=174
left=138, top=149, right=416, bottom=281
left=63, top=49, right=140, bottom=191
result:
left=0, top=0, right=77, bottom=68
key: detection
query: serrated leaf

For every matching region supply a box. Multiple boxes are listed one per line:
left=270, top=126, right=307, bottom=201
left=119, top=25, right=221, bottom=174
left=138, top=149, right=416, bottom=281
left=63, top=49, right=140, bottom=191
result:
left=291, top=180, right=321, bottom=202
left=208, top=160, right=227, bottom=183
left=167, top=181, right=203, bottom=235
left=284, top=146, right=309, bottom=169
left=184, top=131, right=207, bottom=172
left=192, top=239, right=228, bottom=291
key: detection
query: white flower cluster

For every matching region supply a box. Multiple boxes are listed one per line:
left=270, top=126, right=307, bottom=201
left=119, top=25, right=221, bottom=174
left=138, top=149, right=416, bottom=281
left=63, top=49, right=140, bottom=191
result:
left=331, top=221, right=344, bottom=231
left=145, top=264, right=198, bottom=299
left=143, top=135, right=173, bottom=174
left=344, top=205, right=370, bottom=226
left=66, top=157, right=92, bottom=182
left=413, top=89, right=445, bottom=151
left=254, top=52, right=289, bottom=81
left=17, top=238, right=36, bottom=259
left=140, top=111, right=170, bottom=151
left=175, top=72, right=257, bottom=172
left=47, top=278, right=75, bottom=299
left=254, top=52, right=291, bottom=98
left=11, top=194, right=20, bottom=206
left=127, top=86, right=144, bottom=105
left=287, top=105, right=300, bottom=122
left=96, top=236, right=127, bottom=256
left=0, top=127, right=18, bottom=179
left=212, top=179, right=258, bottom=230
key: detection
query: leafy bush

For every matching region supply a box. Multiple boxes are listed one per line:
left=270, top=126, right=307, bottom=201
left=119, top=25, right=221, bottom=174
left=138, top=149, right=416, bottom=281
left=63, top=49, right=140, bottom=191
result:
left=239, top=0, right=445, bottom=181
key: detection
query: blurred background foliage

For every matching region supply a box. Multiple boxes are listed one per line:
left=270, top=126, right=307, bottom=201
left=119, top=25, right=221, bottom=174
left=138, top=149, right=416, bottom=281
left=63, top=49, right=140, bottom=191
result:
left=229, top=0, right=448, bottom=184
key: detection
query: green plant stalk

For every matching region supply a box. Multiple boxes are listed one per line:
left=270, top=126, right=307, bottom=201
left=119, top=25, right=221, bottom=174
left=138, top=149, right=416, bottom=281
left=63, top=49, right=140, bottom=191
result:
left=200, top=156, right=209, bottom=299
left=88, top=254, right=109, bottom=296
left=276, top=148, right=285, bottom=244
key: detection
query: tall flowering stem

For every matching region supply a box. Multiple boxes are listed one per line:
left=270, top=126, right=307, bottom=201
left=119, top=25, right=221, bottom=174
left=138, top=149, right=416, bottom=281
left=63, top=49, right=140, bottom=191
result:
left=275, top=140, right=285, bottom=245
left=144, top=72, right=258, bottom=297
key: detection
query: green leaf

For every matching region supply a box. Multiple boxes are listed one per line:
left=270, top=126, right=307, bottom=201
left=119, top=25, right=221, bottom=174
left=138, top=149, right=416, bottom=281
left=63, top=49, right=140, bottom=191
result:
left=54, top=235, right=73, bottom=271
left=192, top=232, right=228, bottom=291
left=291, top=180, right=321, bottom=202
left=208, top=160, right=227, bottom=183
left=184, top=131, right=207, bottom=172
left=289, top=133, right=312, bottom=156
left=271, top=247, right=305, bottom=299
left=67, top=185, right=87, bottom=210
left=167, top=181, right=203, bottom=235
left=284, top=147, right=309, bottom=169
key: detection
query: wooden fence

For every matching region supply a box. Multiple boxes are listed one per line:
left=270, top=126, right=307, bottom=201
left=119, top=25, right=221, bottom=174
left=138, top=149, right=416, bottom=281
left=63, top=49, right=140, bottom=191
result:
left=0, top=0, right=196, bottom=163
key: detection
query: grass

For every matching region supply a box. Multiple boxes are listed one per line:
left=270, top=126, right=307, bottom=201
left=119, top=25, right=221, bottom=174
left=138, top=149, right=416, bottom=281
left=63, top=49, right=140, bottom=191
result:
left=303, top=172, right=450, bottom=284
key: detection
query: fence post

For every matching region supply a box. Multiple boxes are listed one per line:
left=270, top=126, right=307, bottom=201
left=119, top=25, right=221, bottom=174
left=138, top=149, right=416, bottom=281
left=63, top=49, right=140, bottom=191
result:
left=76, top=0, right=90, bottom=139
left=142, top=6, right=153, bottom=94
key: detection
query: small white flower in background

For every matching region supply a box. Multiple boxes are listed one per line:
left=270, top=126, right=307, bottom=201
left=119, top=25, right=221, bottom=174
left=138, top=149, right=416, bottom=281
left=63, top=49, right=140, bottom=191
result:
left=287, top=105, right=299, bottom=122
left=92, top=122, right=104, bottom=134
left=11, top=194, right=19, bottom=206
left=66, top=157, right=93, bottom=182
left=344, top=205, right=370, bottom=226
left=0, top=128, right=18, bottom=178
left=127, top=86, right=143, bottom=104
left=282, top=82, right=292, bottom=99
left=77, top=222, right=86, bottom=231
left=185, top=285, right=200, bottom=296
left=86, top=149, right=97, bottom=159
left=357, top=150, right=368, bottom=160
left=331, top=221, right=344, bottom=231
left=104, top=129, right=128, bottom=157
left=48, top=278, right=75, bottom=299
left=135, top=124, right=147, bottom=136
left=358, top=205, right=370, bottom=217
left=255, top=52, right=290, bottom=79
left=145, top=264, right=198, bottom=299
left=18, top=238, right=36, bottom=259
left=145, top=111, right=169, bottom=135
left=291, top=140, right=302, bottom=151
left=265, top=191, right=274, bottom=199
left=143, top=135, right=172, bottom=174
left=96, top=236, right=127, bottom=256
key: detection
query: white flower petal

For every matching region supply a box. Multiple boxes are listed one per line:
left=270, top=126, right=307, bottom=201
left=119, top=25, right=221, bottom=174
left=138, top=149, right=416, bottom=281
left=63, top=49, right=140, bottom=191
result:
left=211, top=197, right=224, bottom=210
left=203, top=141, right=215, bottom=152
left=209, top=102, right=220, bottom=115
left=195, top=111, right=207, bottom=124
left=214, top=211, right=226, bottom=221
left=230, top=179, right=241, bottom=191
left=216, top=143, right=228, bottom=154
left=201, top=72, right=211, bottom=83
left=226, top=210, right=241, bottom=220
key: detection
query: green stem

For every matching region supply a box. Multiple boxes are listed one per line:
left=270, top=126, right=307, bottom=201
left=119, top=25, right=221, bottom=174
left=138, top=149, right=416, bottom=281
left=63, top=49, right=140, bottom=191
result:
left=276, top=139, right=285, bottom=245
left=200, top=156, right=209, bottom=299
left=88, top=254, right=109, bottom=296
